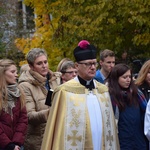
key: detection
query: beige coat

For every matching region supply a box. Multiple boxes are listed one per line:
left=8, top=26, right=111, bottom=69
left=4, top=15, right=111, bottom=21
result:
left=18, top=69, right=61, bottom=150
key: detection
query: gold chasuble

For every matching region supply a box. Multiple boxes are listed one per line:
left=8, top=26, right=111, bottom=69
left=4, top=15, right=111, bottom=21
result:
left=41, top=79, right=120, bottom=150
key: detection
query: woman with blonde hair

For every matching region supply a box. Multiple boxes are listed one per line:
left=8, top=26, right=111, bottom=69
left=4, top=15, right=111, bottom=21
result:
left=135, top=60, right=150, bottom=102
left=0, top=59, right=28, bottom=150
left=56, top=58, right=71, bottom=72
left=136, top=60, right=150, bottom=149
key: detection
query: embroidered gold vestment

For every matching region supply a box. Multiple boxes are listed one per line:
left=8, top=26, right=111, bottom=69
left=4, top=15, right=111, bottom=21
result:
left=41, top=79, right=120, bottom=150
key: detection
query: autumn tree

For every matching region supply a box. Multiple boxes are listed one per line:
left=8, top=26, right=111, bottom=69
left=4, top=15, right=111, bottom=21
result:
left=16, top=0, right=150, bottom=71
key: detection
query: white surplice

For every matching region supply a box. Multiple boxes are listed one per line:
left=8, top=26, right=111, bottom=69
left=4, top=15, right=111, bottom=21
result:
left=144, top=99, right=150, bottom=149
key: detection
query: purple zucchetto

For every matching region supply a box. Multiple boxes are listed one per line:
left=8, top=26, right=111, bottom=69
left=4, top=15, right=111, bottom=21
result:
left=74, top=40, right=97, bottom=62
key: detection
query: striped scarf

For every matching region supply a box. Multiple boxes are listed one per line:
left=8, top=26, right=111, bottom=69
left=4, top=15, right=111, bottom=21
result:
left=137, top=89, right=147, bottom=112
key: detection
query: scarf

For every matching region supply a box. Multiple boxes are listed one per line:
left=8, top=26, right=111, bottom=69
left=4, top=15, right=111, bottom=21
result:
left=3, top=84, right=20, bottom=117
left=137, top=89, right=147, bottom=112
left=29, top=70, right=48, bottom=95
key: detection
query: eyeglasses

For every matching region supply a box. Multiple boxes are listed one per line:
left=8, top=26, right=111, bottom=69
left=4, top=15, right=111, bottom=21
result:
left=62, top=71, right=77, bottom=74
left=78, top=62, right=98, bottom=67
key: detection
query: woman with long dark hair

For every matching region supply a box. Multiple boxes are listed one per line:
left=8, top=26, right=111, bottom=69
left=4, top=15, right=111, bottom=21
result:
left=108, top=63, right=148, bottom=150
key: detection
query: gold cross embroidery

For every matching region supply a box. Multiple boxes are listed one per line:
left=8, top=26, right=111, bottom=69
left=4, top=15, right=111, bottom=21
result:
left=67, top=130, right=82, bottom=146
left=69, top=109, right=81, bottom=127
left=105, top=110, right=111, bottom=127
left=106, top=130, right=113, bottom=146
left=70, top=95, right=84, bottom=106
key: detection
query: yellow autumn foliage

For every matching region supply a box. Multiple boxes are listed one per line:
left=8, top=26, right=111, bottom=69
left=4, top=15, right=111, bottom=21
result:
left=15, top=0, right=150, bottom=70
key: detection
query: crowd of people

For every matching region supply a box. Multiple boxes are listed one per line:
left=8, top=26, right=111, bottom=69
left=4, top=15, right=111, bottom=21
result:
left=0, top=40, right=150, bottom=150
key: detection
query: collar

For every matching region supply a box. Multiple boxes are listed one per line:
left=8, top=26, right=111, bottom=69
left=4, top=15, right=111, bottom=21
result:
left=78, top=76, right=95, bottom=90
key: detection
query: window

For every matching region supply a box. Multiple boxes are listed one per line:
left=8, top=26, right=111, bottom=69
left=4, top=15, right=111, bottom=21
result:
left=17, top=1, right=35, bottom=30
